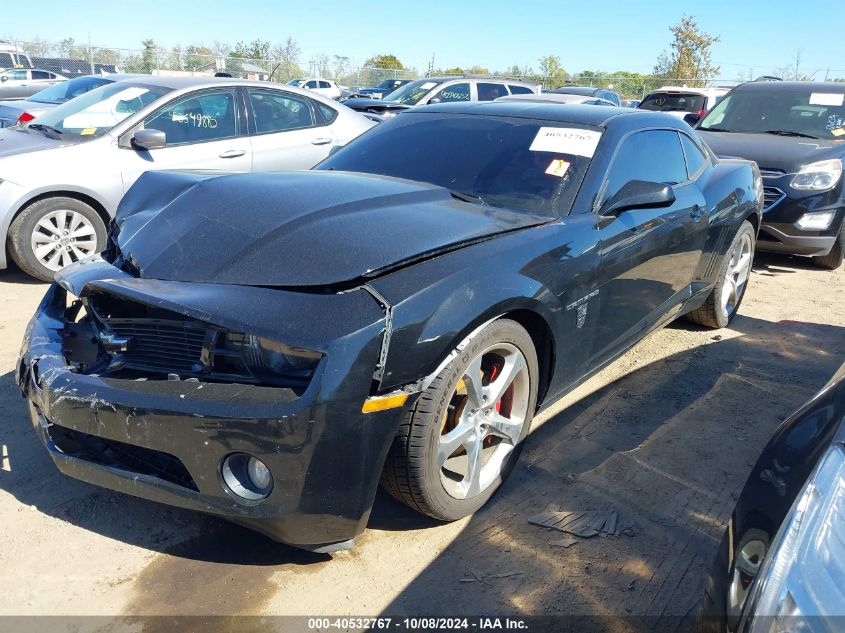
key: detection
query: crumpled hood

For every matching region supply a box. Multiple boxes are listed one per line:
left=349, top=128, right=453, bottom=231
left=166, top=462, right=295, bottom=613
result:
left=698, top=130, right=845, bottom=173
left=342, top=98, right=412, bottom=113
left=113, top=170, right=553, bottom=287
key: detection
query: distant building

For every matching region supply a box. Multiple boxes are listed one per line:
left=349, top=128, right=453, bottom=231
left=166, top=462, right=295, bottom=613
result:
left=196, top=59, right=269, bottom=81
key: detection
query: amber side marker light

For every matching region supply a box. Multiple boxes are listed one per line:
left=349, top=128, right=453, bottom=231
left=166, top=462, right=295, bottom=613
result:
left=362, top=392, right=409, bottom=413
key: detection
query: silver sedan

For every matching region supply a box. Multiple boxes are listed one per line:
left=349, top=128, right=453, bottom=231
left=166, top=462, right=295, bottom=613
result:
left=0, top=75, right=375, bottom=280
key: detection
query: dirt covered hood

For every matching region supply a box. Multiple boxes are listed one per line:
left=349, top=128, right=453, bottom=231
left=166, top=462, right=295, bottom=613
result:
left=113, top=170, right=552, bottom=287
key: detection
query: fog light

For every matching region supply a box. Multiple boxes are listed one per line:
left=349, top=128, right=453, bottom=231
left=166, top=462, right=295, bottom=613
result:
left=795, top=210, right=836, bottom=231
left=247, top=456, right=271, bottom=490
left=221, top=453, right=273, bottom=501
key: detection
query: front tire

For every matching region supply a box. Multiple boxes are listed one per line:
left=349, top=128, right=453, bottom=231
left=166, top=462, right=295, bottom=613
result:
left=811, top=219, right=844, bottom=270
left=8, top=197, right=107, bottom=282
left=686, top=220, right=755, bottom=329
left=381, top=319, right=539, bottom=521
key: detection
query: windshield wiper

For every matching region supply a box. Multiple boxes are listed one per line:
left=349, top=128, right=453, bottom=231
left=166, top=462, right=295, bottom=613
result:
left=698, top=126, right=734, bottom=132
left=764, top=129, right=819, bottom=139
left=27, top=123, right=63, bottom=138
left=450, top=190, right=486, bottom=205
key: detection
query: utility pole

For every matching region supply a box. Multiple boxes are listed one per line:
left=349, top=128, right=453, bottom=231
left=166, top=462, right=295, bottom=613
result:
left=88, top=32, right=94, bottom=74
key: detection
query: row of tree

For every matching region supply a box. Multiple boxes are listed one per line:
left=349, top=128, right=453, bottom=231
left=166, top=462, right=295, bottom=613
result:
left=17, top=16, right=842, bottom=93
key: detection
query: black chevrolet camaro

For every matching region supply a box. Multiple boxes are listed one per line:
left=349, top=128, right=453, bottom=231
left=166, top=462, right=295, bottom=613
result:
left=17, top=102, right=762, bottom=552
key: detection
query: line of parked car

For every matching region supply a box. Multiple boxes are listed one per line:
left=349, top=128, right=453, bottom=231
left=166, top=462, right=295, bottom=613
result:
left=2, top=64, right=844, bottom=629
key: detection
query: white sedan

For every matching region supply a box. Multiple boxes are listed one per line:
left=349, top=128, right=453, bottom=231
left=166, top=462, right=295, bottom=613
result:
left=0, top=75, right=375, bottom=280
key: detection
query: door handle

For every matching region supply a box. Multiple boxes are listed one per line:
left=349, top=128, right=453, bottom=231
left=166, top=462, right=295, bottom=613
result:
left=311, top=138, right=333, bottom=145
left=219, top=149, right=246, bottom=158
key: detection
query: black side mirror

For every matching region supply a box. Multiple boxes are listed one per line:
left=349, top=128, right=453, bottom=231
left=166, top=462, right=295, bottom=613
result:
left=600, top=180, right=676, bottom=217
left=683, top=112, right=702, bottom=126
left=132, top=129, right=166, bottom=150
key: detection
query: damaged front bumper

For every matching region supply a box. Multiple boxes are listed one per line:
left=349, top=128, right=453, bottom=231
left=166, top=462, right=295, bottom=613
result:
left=16, top=267, right=411, bottom=551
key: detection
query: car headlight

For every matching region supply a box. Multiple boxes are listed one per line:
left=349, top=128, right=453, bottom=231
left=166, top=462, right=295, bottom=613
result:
left=213, top=332, right=322, bottom=389
left=790, top=159, right=842, bottom=191
left=795, top=210, right=837, bottom=231
left=744, top=444, right=845, bottom=631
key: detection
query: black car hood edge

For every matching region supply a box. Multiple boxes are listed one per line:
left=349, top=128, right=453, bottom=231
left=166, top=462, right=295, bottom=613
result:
left=113, top=170, right=554, bottom=288
left=697, top=130, right=845, bottom=173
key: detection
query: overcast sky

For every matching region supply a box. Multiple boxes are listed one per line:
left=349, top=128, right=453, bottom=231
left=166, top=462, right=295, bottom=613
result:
left=5, top=0, right=844, bottom=79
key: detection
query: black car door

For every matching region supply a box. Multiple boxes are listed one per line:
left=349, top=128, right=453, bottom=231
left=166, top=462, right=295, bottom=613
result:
left=590, top=129, right=708, bottom=365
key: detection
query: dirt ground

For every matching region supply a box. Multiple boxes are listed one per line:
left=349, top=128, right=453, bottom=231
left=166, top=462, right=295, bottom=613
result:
left=1, top=252, right=843, bottom=632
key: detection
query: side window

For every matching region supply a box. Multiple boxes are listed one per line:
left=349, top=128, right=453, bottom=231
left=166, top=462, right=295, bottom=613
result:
left=430, top=82, right=470, bottom=103
left=477, top=82, right=509, bottom=101
left=680, top=133, right=708, bottom=178
left=305, top=80, right=318, bottom=89
left=319, top=81, right=331, bottom=89
left=603, top=130, right=688, bottom=204
left=31, top=70, right=50, bottom=79
left=144, top=90, right=237, bottom=145
left=508, top=84, right=534, bottom=95
left=249, top=89, right=316, bottom=133
left=7, top=70, right=27, bottom=80
left=317, top=102, right=338, bottom=125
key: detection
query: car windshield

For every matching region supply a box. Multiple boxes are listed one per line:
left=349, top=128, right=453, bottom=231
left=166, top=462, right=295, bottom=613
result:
left=24, top=82, right=171, bottom=139
left=287, top=79, right=304, bottom=86
left=383, top=79, right=444, bottom=105
left=639, top=92, right=706, bottom=113
left=27, top=76, right=112, bottom=104
left=699, top=88, right=845, bottom=140
left=318, top=112, right=595, bottom=216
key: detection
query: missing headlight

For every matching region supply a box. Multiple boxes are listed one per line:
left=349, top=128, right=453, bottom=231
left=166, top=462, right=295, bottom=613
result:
left=212, top=332, right=322, bottom=389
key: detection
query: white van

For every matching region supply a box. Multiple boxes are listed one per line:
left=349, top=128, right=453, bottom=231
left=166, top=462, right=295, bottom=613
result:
left=0, top=41, right=33, bottom=71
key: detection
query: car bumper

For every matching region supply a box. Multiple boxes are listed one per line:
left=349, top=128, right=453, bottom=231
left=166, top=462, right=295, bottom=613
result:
left=17, top=280, right=409, bottom=550
left=758, top=180, right=844, bottom=257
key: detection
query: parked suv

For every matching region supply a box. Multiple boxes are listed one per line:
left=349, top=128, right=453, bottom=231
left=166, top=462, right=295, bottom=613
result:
left=342, top=76, right=540, bottom=116
left=639, top=86, right=727, bottom=119
left=355, top=78, right=411, bottom=99
left=286, top=78, right=343, bottom=100
left=696, top=81, right=845, bottom=269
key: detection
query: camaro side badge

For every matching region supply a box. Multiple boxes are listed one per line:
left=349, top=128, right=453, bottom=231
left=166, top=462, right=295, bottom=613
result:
left=566, top=290, right=599, bottom=329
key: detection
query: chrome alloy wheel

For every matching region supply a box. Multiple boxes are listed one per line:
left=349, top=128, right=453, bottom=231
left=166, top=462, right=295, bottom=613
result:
left=438, top=342, right=531, bottom=500
left=721, top=232, right=753, bottom=318
left=30, top=209, right=98, bottom=272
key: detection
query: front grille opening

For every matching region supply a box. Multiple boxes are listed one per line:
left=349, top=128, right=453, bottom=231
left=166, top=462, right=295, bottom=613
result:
left=79, top=291, right=316, bottom=394
left=762, top=186, right=785, bottom=210
left=48, top=423, right=199, bottom=491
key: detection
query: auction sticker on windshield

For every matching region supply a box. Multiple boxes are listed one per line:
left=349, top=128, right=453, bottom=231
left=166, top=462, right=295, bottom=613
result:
left=810, top=93, right=845, bottom=107
left=530, top=127, right=602, bottom=157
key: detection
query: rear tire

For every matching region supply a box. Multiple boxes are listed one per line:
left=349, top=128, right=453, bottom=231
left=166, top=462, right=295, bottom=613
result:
left=8, top=197, right=106, bottom=282
left=686, top=220, right=755, bottom=329
left=811, top=220, right=844, bottom=270
left=381, top=319, right=538, bottom=521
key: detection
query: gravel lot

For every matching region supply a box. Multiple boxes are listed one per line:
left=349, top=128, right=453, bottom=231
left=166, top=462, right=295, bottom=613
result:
left=1, top=252, right=843, bottom=631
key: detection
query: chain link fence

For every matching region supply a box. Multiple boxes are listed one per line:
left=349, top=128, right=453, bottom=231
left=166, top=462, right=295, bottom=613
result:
left=6, top=37, right=787, bottom=98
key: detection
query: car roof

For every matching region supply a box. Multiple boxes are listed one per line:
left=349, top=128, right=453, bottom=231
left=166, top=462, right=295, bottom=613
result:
left=550, top=86, right=604, bottom=96
left=416, top=76, right=540, bottom=86
left=410, top=100, right=679, bottom=129
left=497, top=93, right=614, bottom=106
left=730, top=80, right=845, bottom=93
left=110, top=74, right=286, bottom=90
left=648, top=86, right=726, bottom=95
